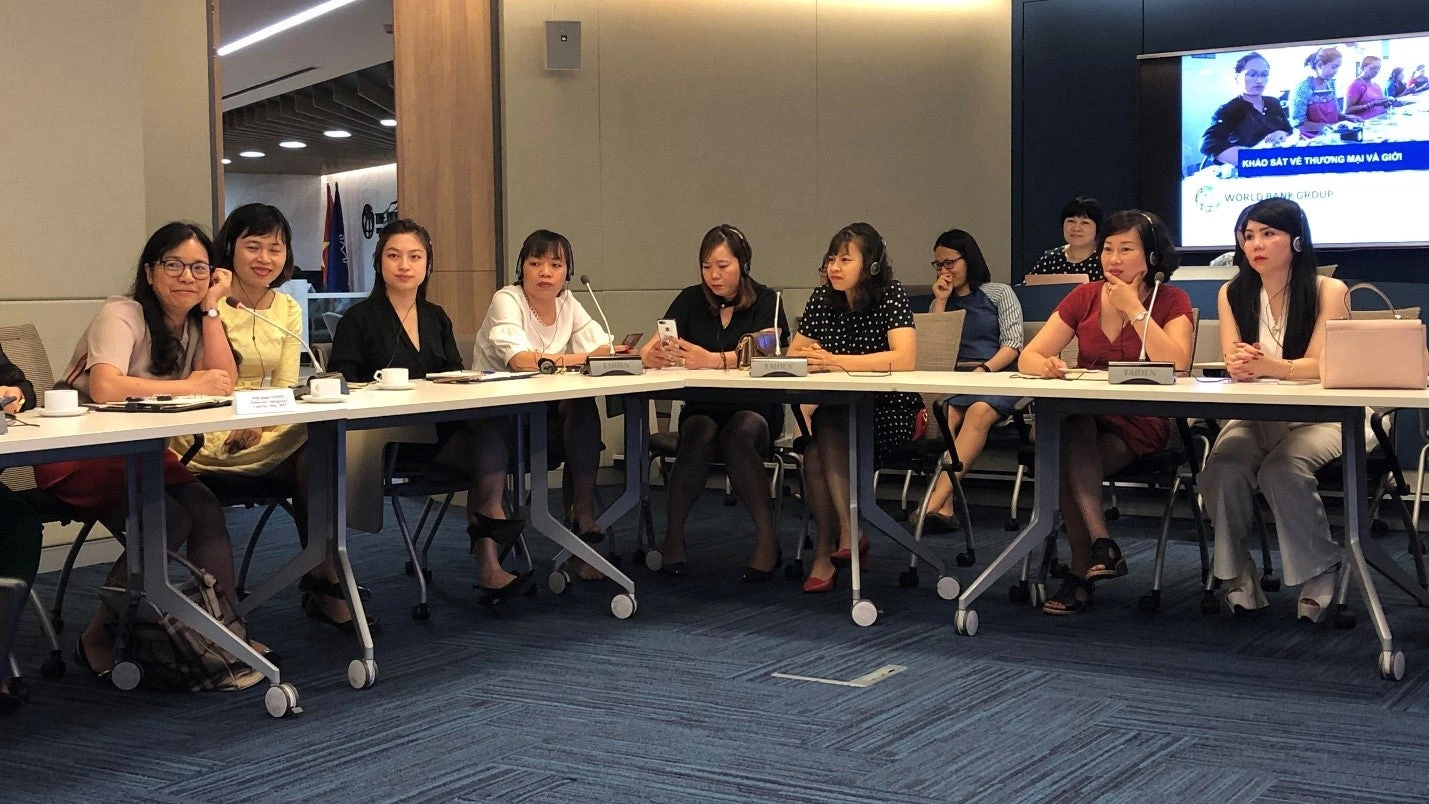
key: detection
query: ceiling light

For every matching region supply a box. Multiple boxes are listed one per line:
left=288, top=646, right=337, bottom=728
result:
left=279, top=140, right=307, bottom=149
left=324, top=129, right=352, bottom=138
left=217, top=0, right=362, bottom=57
left=239, top=150, right=265, bottom=158
left=221, top=158, right=232, bottom=165
left=380, top=118, right=396, bottom=127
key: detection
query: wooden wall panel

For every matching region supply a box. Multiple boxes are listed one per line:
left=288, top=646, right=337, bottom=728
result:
left=393, top=0, right=497, bottom=334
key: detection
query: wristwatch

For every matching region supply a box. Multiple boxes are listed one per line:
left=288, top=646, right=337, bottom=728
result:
left=201, top=306, right=219, bottom=318
left=1131, top=309, right=1150, bottom=323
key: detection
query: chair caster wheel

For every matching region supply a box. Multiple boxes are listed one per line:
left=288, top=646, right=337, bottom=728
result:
left=1105, top=507, right=1121, bottom=521
left=851, top=599, right=878, bottom=627
left=607, top=553, right=623, bottom=569
left=40, top=652, right=65, bottom=681
left=1260, top=574, right=1282, bottom=592
left=264, top=682, right=302, bottom=718
left=1008, top=581, right=1029, bottom=603
left=1003, top=517, right=1020, bottom=531
left=411, top=603, right=430, bottom=621
left=347, top=658, right=378, bottom=689
left=1200, top=590, right=1220, bottom=615
left=1333, top=608, right=1357, bottom=629
left=1031, top=583, right=1047, bottom=609
left=610, top=593, right=638, bottom=619
left=549, top=570, right=571, bottom=594
left=51, top=617, right=64, bottom=635
left=783, top=563, right=802, bottom=581
left=954, top=608, right=978, bottom=636
left=1138, top=591, right=1161, bottom=613
left=644, top=550, right=664, bottom=572
left=935, top=576, right=960, bottom=600
left=112, top=661, right=143, bottom=691
left=1371, top=519, right=1389, bottom=536
left=1379, top=650, right=1405, bottom=681
left=898, top=568, right=919, bottom=589
left=955, top=550, right=975, bottom=568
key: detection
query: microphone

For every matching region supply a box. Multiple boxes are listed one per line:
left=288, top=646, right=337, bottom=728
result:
left=225, top=296, right=327, bottom=374
left=772, top=287, right=785, bottom=356
left=578, top=275, right=616, bottom=352
left=1137, top=272, right=1166, bottom=361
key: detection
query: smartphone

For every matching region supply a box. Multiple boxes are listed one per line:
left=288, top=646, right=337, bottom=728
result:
left=621, top=332, right=644, bottom=350
left=656, top=319, right=678, bottom=344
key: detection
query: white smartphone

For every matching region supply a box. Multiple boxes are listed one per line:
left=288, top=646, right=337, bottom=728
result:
left=656, top=319, right=678, bottom=344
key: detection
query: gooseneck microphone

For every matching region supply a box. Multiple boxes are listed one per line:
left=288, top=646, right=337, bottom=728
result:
left=578, top=274, right=617, bottom=352
left=772, top=287, right=785, bottom=356
left=1136, top=272, right=1166, bottom=362
left=225, top=296, right=327, bottom=374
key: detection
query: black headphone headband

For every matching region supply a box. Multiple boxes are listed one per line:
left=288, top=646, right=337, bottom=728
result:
left=1137, top=211, right=1163, bottom=267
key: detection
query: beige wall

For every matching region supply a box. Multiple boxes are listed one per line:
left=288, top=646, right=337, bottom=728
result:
left=501, top=0, right=1013, bottom=337
left=0, top=0, right=215, bottom=377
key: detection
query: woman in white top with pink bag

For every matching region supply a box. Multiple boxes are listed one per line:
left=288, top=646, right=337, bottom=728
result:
left=1199, top=198, right=1350, bottom=622
left=470, top=230, right=616, bottom=599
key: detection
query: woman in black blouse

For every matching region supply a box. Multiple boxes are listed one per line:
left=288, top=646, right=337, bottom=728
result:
left=1200, top=52, right=1292, bottom=168
left=330, top=219, right=536, bottom=606
left=789, top=222, right=919, bottom=593
left=1, top=345, right=42, bottom=710
left=640, top=225, right=790, bottom=581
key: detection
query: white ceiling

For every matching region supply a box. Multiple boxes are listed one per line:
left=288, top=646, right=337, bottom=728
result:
left=218, top=0, right=394, bottom=111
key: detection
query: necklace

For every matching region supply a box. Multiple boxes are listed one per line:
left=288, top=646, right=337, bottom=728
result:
left=520, top=290, right=557, bottom=354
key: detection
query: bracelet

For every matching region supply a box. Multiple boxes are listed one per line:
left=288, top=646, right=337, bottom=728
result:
left=975, top=363, right=991, bottom=372
left=1283, top=359, right=1295, bottom=380
left=720, top=351, right=728, bottom=370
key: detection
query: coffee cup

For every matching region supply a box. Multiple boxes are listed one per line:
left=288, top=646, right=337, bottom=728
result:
left=44, top=389, right=79, bottom=413
left=309, top=376, right=342, bottom=398
left=373, top=367, right=410, bottom=388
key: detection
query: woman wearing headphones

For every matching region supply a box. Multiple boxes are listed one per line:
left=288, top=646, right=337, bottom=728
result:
left=1198, top=199, right=1350, bottom=621
left=470, top=230, right=614, bottom=591
left=1018, top=210, right=1194, bottom=615
left=641, top=225, right=790, bottom=580
left=789, top=222, right=920, bottom=593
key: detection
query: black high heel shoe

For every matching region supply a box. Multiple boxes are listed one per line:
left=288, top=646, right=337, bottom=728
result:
left=299, top=575, right=378, bottom=634
left=741, top=548, right=784, bottom=583
left=476, top=571, right=536, bottom=612
left=469, top=513, right=527, bottom=552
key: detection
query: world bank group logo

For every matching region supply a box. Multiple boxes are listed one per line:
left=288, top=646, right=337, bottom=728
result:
left=1194, top=185, right=1221, bottom=213
left=361, top=200, right=398, bottom=238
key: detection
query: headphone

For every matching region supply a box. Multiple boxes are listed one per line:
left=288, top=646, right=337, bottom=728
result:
left=1137, top=211, right=1163, bottom=267
left=1292, top=208, right=1310, bottom=253
left=867, top=235, right=888, bottom=276
left=715, top=224, right=752, bottom=276
left=537, top=356, right=568, bottom=375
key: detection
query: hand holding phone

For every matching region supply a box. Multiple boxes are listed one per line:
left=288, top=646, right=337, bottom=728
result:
left=656, top=319, right=678, bottom=345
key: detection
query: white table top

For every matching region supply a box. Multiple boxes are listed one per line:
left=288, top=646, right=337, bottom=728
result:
left=4, top=368, right=1426, bottom=459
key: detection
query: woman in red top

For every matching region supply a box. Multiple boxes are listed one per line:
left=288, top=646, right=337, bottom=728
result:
left=1018, top=210, right=1195, bottom=615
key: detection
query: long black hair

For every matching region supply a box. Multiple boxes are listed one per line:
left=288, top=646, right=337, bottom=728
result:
left=131, top=222, right=215, bottom=377
left=217, top=203, right=295, bottom=284
left=370, top=218, right=434, bottom=301
left=934, top=229, right=992, bottom=292
left=822, top=222, right=893, bottom=313
left=1226, top=198, right=1319, bottom=360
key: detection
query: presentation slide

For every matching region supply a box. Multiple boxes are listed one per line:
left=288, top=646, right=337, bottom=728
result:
left=1179, top=35, right=1429, bottom=248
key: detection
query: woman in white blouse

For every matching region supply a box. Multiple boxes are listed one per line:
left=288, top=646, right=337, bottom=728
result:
left=470, top=230, right=615, bottom=593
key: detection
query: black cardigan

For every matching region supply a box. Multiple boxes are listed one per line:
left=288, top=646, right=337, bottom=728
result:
left=0, top=344, right=36, bottom=411
left=328, top=295, right=464, bottom=382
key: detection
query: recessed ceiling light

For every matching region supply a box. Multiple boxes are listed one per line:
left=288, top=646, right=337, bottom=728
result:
left=324, top=129, right=352, bottom=138
left=279, top=140, right=307, bottom=149
left=239, top=150, right=265, bottom=158
left=221, top=158, right=232, bottom=165
left=380, top=118, right=396, bottom=127
left=217, top=0, right=362, bottom=57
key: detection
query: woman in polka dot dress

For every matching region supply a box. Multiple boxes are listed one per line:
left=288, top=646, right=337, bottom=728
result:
left=789, top=222, right=921, bottom=593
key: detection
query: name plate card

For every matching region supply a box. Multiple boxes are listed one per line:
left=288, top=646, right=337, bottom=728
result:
left=233, top=388, right=298, bottom=415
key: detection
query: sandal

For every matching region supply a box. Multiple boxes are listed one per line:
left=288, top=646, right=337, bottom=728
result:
left=1297, top=566, right=1339, bottom=624
left=73, top=641, right=112, bottom=681
left=469, top=513, right=526, bottom=552
left=476, top=570, right=537, bottom=612
left=1042, top=574, right=1095, bottom=615
left=1085, top=538, right=1128, bottom=581
left=1224, top=555, right=1267, bottom=616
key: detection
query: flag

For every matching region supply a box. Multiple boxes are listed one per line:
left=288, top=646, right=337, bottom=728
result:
left=324, top=183, right=350, bottom=292
left=320, top=184, right=332, bottom=288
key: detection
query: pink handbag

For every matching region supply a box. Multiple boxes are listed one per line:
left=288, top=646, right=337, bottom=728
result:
left=1321, top=283, right=1428, bottom=389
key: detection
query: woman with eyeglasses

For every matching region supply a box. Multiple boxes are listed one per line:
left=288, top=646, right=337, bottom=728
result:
left=1018, top=210, right=1193, bottom=615
left=1027, top=197, right=1104, bottom=281
left=33, top=222, right=262, bottom=678
left=1201, top=52, right=1293, bottom=167
left=918, top=229, right=1024, bottom=533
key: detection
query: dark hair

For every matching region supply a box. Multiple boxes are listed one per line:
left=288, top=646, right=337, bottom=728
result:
left=1059, top=196, right=1103, bottom=226
left=217, top=203, right=295, bottom=285
left=822, top=222, right=892, bottom=313
left=1305, top=47, right=1341, bottom=70
left=1235, top=52, right=1268, bottom=74
left=370, top=219, right=434, bottom=301
left=131, top=222, right=215, bottom=377
left=698, top=224, right=757, bottom=313
left=1097, top=209, right=1181, bottom=276
left=1390, top=67, right=1406, bottom=81
left=933, top=229, right=992, bottom=292
left=514, top=229, right=574, bottom=290
left=1226, top=198, right=1319, bottom=360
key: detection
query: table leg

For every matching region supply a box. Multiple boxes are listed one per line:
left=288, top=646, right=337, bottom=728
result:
left=955, top=408, right=1063, bottom=635
left=1341, top=409, right=1404, bottom=680
left=596, top=394, right=648, bottom=531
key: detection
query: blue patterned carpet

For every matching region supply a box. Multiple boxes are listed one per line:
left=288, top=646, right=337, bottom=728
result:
left=4, top=483, right=1429, bottom=803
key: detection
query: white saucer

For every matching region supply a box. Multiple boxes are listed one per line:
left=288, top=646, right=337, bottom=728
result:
left=301, top=395, right=348, bottom=404
left=373, top=383, right=415, bottom=391
left=40, top=408, right=89, bottom=418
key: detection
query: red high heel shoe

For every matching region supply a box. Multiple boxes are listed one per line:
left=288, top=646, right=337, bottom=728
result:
left=830, top=534, right=870, bottom=567
left=803, top=566, right=839, bottom=593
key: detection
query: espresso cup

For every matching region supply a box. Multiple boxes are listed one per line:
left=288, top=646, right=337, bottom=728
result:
left=373, top=367, right=409, bottom=388
left=45, top=389, right=79, bottom=413
left=309, top=376, right=342, bottom=398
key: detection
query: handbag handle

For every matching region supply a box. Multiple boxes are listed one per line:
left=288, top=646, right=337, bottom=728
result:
left=1344, top=282, right=1402, bottom=320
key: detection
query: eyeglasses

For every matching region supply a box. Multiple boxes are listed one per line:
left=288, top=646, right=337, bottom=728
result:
left=930, top=258, right=962, bottom=271
left=152, top=258, right=211, bottom=279
left=1243, top=70, right=1270, bottom=79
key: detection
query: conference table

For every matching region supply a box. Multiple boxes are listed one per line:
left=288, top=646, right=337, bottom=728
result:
left=3, top=367, right=1425, bottom=716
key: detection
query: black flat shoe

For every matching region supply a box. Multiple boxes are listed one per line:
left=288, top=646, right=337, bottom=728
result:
left=741, top=549, right=784, bottom=583
left=658, top=562, right=689, bottom=578
left=476, top=571, right=536, bottom=612
left=922, top=511, right=959, bottom=534
left=299, top=576, right=378, bottom=634
left=73, top=642, right=112, bottom=681
left=469, top=513, right=526, bottom=551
